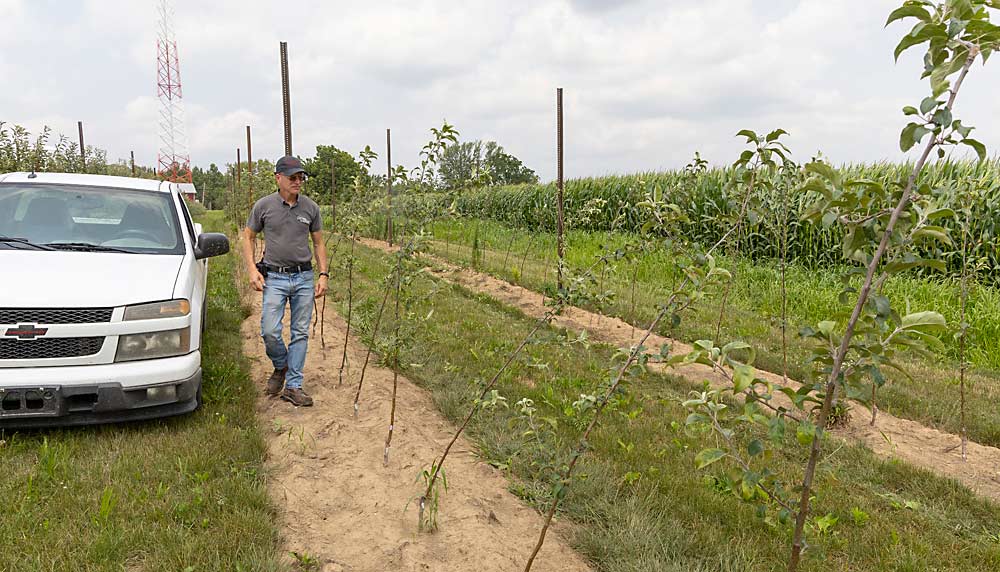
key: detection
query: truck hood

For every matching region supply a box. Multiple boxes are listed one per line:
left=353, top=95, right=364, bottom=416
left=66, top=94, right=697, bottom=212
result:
left=0, top=251, right=183, bottom=308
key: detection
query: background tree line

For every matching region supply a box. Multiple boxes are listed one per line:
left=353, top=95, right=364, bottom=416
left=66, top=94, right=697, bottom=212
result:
left=2, top=119, right=540, bottom=212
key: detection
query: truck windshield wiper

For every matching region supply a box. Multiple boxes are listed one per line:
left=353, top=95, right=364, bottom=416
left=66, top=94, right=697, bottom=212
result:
left=0, top=236, right=58, bottom=250
left=45, top=242, right=134, bottom=253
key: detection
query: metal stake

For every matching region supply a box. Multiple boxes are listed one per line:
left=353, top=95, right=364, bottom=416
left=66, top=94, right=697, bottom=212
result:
left=130, top=151, right=136, bottom=177
left=280, top=42, right=292, bottom=156
left=386, top=128, right=393, bottom=245
left=77, top=121, right=86, bottom=172
left=246, top=125, right=254, bottom=205
left=556, top=88, right=565, bottom=291
left=331, top=157, right=337, bottom=230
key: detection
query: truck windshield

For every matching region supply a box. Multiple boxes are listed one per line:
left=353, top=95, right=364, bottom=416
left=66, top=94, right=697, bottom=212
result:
left=0, top=183, right=184, bottom=254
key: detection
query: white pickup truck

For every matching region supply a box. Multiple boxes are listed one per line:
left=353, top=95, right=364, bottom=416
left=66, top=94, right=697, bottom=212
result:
left=0, top=172, right=229, bottom=427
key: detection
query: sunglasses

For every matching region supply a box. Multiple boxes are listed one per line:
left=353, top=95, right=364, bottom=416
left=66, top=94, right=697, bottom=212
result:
left=284, top=173, right=308, bottom=182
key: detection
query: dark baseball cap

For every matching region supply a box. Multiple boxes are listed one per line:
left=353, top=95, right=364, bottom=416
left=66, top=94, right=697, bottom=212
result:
left=275, top=155, right=307, bottom=176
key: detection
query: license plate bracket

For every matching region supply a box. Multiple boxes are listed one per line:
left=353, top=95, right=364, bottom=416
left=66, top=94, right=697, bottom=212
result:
left=0, top=387, right=63, bottom=417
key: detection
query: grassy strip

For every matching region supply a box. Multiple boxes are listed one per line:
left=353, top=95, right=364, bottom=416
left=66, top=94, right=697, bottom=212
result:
left=0, top=211, right=281, bottom=572
left=332, top=237, right=1000, bottom=572
left=404, top=218, right=1000, bottom=448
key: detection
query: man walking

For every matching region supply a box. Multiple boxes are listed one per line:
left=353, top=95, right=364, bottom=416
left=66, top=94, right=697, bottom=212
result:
left=241, top=155, right=329, bottom=406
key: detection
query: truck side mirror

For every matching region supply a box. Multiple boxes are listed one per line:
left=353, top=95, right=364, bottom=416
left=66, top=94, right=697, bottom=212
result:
left=194, top=233, right=229, bottom=260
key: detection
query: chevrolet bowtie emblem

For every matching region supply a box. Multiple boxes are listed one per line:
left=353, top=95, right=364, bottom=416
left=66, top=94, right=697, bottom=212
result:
left=4, top=324, right=48, bottom=340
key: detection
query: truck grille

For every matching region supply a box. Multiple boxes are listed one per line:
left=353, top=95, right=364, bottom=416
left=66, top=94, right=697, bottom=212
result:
left=0, top=337, right=106, bottom=360
left=0, top=308, right=114, bottom=324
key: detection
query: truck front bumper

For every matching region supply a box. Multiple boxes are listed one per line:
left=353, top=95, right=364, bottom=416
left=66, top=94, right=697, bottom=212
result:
left=0, top=369, right=201, bottom=429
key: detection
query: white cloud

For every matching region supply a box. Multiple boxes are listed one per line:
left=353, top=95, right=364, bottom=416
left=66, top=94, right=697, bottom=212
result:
left=2, top=0, right=998, bottom=181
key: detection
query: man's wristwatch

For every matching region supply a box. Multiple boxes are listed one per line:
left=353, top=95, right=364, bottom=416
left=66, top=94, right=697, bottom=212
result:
left=319, top=272, right=330, bottom=278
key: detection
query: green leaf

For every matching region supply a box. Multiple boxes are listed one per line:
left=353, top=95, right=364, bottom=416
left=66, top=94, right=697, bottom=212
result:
left=885, top=258, right=947, bottom=273
left=899, top=122, right=931, bottom=152
left=930, top=64, right=951, bottom=98
left=932, top=108, right=952, bottom=127
left=902, top=105, right=919, bottom=115
left=685, top=412, right=710, bottom=426
left=872, top=294, right=891, bottom=317
left=894, top=24, right=939, bottom=61
left=768, top=417, right=786, bottom=441
left=721, top=341, right=752, bottom=356
left=952, top=119, right=973, bottom=138
left=892, top=28, right=930, bottom=62
left=695, top=448, right=726, bottom=469
left=912, top=225, right=953, bottom=245
left=901, top=311, right=947, bottom=332
left=748, top=439, right=765, bottom=457
left=926, top=207, right=956, bottom=220
left=796, top=421, right=817, bottom=447
left=885, top=5, right=932, bottom=26
left=735, top=129, right=759, bottom=143
left=765, top=128, right=788, bottom=142
left=733, top=364, right=754, bottom=393
left=919, top=96, right=938, bottom=115
left=821, top=210, right=838, bottom=228
left=818, top=320, right=837, bottom=336
left=804, top=161, right=840, bottom=185
left=961, top=138, right=987, bottom=162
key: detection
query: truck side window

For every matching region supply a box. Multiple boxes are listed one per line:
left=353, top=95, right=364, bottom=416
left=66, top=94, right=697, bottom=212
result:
left=177, top=194, right=197, bottom=247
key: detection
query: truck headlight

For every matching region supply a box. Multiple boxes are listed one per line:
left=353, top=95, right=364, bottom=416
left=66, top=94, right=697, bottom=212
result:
left=123, top=299, right=190, bottom=321
left=115, top=328, right=190, bottom=362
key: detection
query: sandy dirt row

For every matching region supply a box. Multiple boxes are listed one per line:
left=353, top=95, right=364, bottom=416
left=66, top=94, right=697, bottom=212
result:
left=358, top=237, right=1000, bottom=503
left=241, top=289, right=592, bottom=571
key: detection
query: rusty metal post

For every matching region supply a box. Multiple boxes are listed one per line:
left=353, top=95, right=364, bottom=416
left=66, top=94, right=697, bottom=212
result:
left=280, top=42, right=292, bottom=156
left=331, top=157, right=337, bottom=230
left=246, top=125, right=254, bottom=206
left=77, top=121, right=86, bottom=172
left=130, top=151, right=136, bottom=177
left=556, top=87, right=565, bottom=291
left=386, top=128, right=393, bottom=246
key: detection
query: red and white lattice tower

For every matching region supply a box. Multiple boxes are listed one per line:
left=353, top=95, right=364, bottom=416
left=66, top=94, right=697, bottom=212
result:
left=155, top=0, right=192, bottom=183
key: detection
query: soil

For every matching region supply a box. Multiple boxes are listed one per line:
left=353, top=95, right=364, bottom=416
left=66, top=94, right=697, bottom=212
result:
left=359, top=237, right=1000, bottom=504
left=241, top=290, right=593, bottom=572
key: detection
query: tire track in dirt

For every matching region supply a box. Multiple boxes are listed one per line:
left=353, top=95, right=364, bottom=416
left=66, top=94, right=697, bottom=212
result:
left=358, top=237, right=1000, bottom=504
left=240, top=291, right=593, bottom=572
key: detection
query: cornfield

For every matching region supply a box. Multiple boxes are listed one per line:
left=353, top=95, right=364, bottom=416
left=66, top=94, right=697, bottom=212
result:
left=398, top=158, right=1000, bottom=284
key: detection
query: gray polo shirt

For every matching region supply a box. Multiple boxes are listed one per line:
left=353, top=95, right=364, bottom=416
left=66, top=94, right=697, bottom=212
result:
left=247, top=192, right=322, bottom=267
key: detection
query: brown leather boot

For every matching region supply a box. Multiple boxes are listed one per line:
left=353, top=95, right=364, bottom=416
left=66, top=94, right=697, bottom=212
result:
left=265, top=367, right=287, bottom=396
left=281, top=387, right=314, bottom=407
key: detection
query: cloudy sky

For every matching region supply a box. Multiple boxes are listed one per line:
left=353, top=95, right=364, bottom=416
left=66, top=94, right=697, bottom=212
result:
left=2, top=0, right=998, bottom=182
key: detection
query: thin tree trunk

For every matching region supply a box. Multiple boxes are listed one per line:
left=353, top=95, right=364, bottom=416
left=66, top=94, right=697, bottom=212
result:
left=780, top=173, right=789, bottom=383
left=354, top=274, right=393, bottom=417
left=519, top=231, right=537, bottom=283
left=338, top=231, right=357, bottom=386
left=715, top=174, right=757, bottom=343
left=502, top=232, right=516, bottom=277
left=524, top=205, right=758, bottom=571
left=384, top=257, right=402, bottom=466
left=959, top=223, right=969, bottom=460
left=787, top=51, right=976, bottom=571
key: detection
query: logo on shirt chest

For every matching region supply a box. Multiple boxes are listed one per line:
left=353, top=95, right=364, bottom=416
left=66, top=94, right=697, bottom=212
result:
left=296, top=215, right=311, bottom=225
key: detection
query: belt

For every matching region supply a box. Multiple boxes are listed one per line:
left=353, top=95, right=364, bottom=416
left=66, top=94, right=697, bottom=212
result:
left=264, top=262, right=312, bottom=273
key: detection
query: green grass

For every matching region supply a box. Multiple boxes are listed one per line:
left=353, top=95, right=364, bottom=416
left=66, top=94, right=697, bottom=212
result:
left=0, top=211, right=282, bottom=572
left=330, top=236, right=1000, bottom=572
left=403, top=217, right=1000, bottom=448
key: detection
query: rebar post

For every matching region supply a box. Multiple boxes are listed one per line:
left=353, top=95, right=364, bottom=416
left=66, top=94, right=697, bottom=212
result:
left=280, top=42, right=292, bottom=156
left=331, top=157, right=337, bottom=230
left=386, top=128, right=393, bottom=246
left=556, top=88, right=565, bottom=291
left=78, top=121, right=86, bottom=172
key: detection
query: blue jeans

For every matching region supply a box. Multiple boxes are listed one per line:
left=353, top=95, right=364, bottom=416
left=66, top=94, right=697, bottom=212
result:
left=260, top=270, right=314, bottom=389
